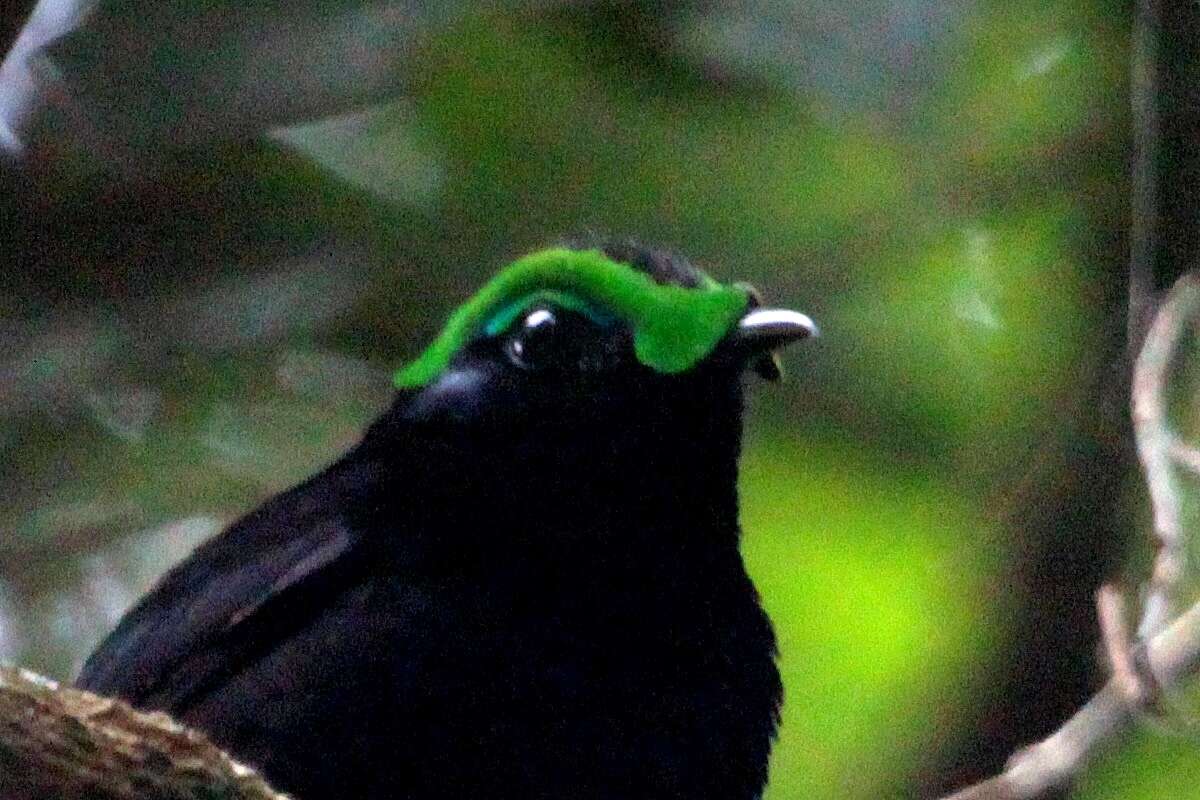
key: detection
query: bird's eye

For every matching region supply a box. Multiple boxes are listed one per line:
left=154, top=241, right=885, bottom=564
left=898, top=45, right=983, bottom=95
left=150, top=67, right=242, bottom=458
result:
left=506, top=307, right=559, bottom=368
left=503, top=304, right=616, bottom=373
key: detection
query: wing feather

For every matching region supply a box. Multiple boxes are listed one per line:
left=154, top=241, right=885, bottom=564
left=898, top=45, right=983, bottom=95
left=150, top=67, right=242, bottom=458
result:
left=76, top=457, right=377, bottom=712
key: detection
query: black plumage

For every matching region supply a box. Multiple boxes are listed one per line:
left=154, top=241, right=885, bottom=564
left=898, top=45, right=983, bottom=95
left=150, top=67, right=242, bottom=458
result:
left=77, top=243, right=811, bottom=800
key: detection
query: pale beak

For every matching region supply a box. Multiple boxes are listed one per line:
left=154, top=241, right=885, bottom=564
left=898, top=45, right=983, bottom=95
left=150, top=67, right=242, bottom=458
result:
left=734, top=308, right=818, bottom=381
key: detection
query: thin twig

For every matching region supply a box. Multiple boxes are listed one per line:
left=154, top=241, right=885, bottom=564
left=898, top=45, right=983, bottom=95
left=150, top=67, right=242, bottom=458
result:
left=937, top=600, right=1200, bottom=800
left=1168, top=438, right=1200, bottom=476
left=937, top=271, right=1200, bottom=799
left=1132, top=273, right=1200, bottom=638
left=1096, top=585, right=1153, bottom=706
left=937, top=1, right=1196, bottom=795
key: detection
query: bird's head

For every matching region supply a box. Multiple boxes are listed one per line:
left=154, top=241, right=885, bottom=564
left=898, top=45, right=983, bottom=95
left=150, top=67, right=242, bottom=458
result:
left=355, top=241, right=816, bottom=534
left=373, top=243, right=814, bottom=507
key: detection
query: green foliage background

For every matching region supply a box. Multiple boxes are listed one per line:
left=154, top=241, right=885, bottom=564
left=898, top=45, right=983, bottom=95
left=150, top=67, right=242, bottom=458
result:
left=1, top=0, right=1194, bottom=796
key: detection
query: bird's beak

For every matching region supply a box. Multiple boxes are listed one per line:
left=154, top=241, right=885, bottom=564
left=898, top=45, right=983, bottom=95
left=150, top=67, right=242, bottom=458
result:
left=733, top=307, right=818, bottom=381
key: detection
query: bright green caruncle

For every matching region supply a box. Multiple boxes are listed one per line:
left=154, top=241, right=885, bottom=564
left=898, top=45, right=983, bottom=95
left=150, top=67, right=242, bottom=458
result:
left=394, top=248, right=751, bottom=388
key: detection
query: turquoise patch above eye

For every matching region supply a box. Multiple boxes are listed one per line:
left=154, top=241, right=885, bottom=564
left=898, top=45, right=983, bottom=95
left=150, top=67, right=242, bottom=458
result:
left=482, top=290, right=615, bottom=337
left=394, top=248, right=750, bottom=389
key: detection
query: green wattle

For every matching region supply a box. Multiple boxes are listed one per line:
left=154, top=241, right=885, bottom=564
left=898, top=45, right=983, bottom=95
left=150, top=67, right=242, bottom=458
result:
left=394, top=247, right=750, bottom=388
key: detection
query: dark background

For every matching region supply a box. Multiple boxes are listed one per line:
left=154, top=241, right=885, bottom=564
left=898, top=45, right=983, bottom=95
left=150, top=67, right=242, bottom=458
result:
left=1, top=1, right=1193, bottom=797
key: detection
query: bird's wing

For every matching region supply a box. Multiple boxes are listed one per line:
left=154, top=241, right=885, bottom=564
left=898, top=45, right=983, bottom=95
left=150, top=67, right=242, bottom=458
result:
left=75, top=457, right=378, bottom=712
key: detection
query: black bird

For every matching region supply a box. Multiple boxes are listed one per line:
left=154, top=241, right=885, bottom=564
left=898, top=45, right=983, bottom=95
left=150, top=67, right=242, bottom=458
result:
left=76, top=242, right=816, bottom=800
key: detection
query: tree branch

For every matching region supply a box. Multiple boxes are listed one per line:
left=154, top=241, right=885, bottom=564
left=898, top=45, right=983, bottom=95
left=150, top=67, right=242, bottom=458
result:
left=0, top=665, right=289, bottom=800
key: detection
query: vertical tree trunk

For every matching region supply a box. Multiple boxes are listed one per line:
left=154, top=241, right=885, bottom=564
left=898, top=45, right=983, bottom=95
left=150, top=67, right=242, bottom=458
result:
left=1130, top=0, right=1200, bottom=350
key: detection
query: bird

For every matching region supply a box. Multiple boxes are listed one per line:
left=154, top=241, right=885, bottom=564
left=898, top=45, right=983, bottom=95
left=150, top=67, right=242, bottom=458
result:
left=75, top=241, right=817, bottom=800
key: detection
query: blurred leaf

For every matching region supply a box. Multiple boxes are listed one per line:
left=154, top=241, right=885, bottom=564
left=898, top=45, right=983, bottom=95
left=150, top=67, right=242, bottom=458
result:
left=837, top=202, right=1091, bottom=454
left=271, top=102, right=445, bottom=205
left=2, top=0, right=474, bottom=173
left=415, top=13, right=907, bottom=259
left=927, top=0, right=1125, bottom=176
left=679, top=0, right=968, bottom=115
